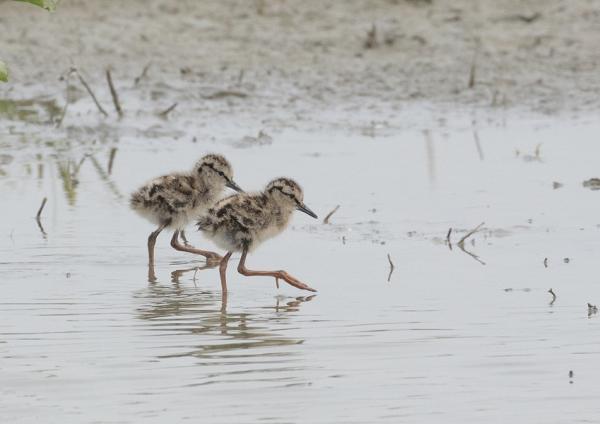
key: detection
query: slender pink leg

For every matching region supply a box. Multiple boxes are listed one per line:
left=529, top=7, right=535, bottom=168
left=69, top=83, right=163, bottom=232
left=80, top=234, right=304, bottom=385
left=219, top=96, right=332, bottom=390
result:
left=236, top=247, right=317, bottom=292
left=170, top=230, right=222, bottom=264
left=219, top=251, right=233, bottom=293
left=147, top=224, right=167, bottom=283
left=148, top=224, right=167, bottom=266
left=180, top=230, right=190, bottom=246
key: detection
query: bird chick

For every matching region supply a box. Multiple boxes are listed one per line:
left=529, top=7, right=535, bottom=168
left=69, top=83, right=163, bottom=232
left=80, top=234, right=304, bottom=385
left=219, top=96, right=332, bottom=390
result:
left=197, top=177, right=318, bottom=293
left=130, top=154, right=243, bottom=269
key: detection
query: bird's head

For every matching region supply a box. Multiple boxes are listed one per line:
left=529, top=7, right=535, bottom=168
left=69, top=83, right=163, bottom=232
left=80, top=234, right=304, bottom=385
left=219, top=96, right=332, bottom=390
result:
left=194, top=154, right=243, bottom=193
left=265, top=177, right=317, bottom=218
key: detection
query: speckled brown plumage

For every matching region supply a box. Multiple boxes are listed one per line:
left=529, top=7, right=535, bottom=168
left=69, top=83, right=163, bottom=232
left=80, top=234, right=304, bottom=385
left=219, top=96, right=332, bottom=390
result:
left=130, top=153, right=243, bottom=271
left=197, top=177, right=318, bottom=293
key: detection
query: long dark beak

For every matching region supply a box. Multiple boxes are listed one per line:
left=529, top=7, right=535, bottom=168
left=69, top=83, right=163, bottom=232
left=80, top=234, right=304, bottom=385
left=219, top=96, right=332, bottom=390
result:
left=226, top=179, right=244, bottom=193
left=297, top=203, right=318, bottom=219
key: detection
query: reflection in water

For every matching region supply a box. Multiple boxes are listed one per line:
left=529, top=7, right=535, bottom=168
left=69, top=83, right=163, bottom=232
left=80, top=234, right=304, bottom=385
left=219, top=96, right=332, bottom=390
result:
left=170, top=264, right=216, bottom=285
left=148, top=261, right=217, bottom=283
left=423, top=129, right=436, bottom=185
left=135, top=268, right=315, bottom=371
left=473, top=130, right=485, bottom=160
left=35, top=215, right=47, bottom=239
left=88, top=154, right=123, bottom=200
left=57, top=157, right=85, bottom=206
left=0, top=98, right=62, bottom=124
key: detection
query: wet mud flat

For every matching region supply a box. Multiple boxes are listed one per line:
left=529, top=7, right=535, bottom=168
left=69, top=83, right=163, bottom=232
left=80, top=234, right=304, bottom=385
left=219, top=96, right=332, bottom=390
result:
left=3, top=110, right=600, bottom=423
left=2, top=1, right=600, bottom=423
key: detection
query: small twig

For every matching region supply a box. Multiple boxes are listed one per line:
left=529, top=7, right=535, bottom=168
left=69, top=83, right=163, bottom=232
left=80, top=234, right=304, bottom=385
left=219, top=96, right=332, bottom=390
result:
left=548, top=288, right=556, bottom=305
left=35, top=197, right=48, bottom=239
left=468, top=41, right=480, bottom=89
left=446, top=227, right=453, bottom=250
left=105, top=68, right=123, bottom=117
left=504, top=12, right=541, bottom=23
left=457, top=222, right=485, bottom=248
left=36, top=197, right=47, bottom=220
left=473, top=130, right=484, bottom=160
left=387, top=254, right=395, bottom=282
left=364, top=23, right=378, bottom=49
left=203, top=90, right=248, bottom=100
left=107, top=147, right=117, bottom=175
left=56, top=72, right=71, bottom=128
left=72, top=67, right=109, bottom=117
left=456, top=222, right=486, bottom=265
left=158, top=102, right=178, bottom=118
left=323, top=205, right=340, bottom=224
left=134, top=62, right=152, bottom=86
left=460, top=247, right=486, bottom=265
left=468, top=58, right=476, bottom=88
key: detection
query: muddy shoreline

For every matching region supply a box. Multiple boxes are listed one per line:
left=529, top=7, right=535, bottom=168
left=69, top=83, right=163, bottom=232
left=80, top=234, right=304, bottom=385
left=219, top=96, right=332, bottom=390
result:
left=2, top=0, right=600, bottom=121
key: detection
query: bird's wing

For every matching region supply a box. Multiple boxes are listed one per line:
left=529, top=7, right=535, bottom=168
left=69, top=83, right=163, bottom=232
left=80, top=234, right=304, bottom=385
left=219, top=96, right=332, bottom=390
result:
left=206, top=193, right=270, bottom=231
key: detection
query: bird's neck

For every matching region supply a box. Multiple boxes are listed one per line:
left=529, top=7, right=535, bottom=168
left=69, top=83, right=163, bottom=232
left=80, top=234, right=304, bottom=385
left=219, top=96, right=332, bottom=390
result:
left=267, top=198, right=295, bottom=230
left=194, top=177, right=223, bottom=201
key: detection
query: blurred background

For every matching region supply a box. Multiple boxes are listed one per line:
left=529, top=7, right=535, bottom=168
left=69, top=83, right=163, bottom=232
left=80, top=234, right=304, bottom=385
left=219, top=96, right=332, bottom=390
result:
left=2, top=1, right=600, bottom=423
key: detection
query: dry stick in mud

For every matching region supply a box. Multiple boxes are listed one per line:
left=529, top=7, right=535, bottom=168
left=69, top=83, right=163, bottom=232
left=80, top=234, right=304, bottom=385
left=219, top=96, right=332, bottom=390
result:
left=36, top=197, right=47, bottom=220
left=387, top=254, right=395, bottom=282
left=106, top=69, right=123, bottom=117
left=364, top=23, right=378, bottom=49
left=71, top=68, right=108, bottom=117
left=134, top=62, right=152, bottom=86
left=468, top=58, right=477, bottom=89
left=107, top=147, right=118, bottom=175
left=467, top=42, right=480, bottom=89
left=56, top=72, right=71, bottom=128
left=203, top=90, right=247, bottom=100
left=457, top=222, right=486, bottom=265
left=473, top=130, right=484, bottom=160
left=323, top=205, right=340, bottom=224
left=159, top=103, right=178, bottom=118
left=548, top=288, right=557, bottom=305
left=35, top=197, right=48, bottom=238
left=446, top=227, right=453, bottom=250
left=457, top=222, right=485, bottom=248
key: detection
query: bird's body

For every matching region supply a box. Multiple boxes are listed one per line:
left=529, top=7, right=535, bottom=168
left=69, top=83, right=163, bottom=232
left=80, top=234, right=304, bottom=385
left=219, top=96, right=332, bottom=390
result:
left=198, top=177, right=318, bottom=293
left=130, top=154, right=243, bottom=273
left=197, top=192, right=290, bottom=252
left=131, top=172, right=222, bottom=230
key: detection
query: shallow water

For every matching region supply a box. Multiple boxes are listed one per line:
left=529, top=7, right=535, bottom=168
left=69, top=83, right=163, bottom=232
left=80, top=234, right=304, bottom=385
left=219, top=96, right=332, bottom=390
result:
left=2, top=111, right=600, bottom=423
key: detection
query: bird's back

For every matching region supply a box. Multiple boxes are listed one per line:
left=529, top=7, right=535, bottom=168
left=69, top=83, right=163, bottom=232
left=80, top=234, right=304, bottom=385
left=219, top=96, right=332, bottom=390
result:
left=198, top=192, right=276, bottom=251
left=131, top=173, right=209, bottom=228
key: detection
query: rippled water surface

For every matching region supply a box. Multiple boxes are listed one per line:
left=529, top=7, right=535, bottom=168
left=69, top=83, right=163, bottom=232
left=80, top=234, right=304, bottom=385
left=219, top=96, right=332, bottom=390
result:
left=2, top=113, right=600, bottom=423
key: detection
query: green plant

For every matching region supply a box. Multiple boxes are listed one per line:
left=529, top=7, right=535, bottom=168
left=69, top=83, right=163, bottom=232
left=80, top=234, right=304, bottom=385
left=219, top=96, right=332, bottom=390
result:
left=15, top=0, right=58, bottom=12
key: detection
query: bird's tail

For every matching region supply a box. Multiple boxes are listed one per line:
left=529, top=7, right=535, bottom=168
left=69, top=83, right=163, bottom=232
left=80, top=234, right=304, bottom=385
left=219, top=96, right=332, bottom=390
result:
left=129, top=191, right=145, bottom=211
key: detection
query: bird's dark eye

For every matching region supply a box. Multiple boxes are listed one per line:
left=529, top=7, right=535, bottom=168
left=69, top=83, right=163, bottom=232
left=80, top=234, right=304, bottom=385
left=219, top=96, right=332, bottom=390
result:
left=274, top=186, right=299, bottom=203
left=203, top=163, right=228, bottom=180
